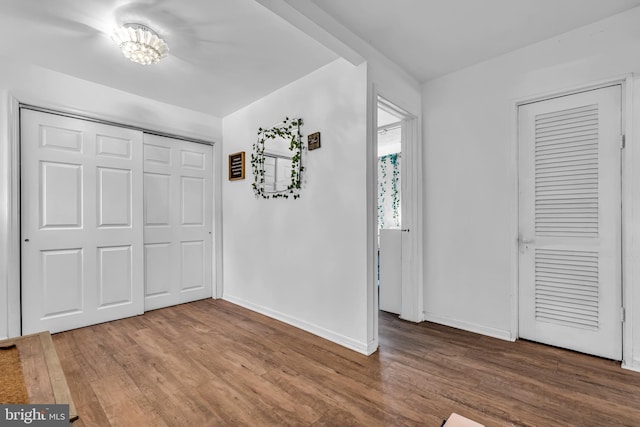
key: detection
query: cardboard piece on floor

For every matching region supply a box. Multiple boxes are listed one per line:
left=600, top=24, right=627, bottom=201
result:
left=444, top=412, right=484, bottom=427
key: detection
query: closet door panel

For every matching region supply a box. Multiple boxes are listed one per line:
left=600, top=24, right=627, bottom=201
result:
left=21, top=109, right=144, bottom=334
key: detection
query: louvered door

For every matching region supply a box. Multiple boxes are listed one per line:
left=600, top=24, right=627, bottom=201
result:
left=518, top=86, right=622, bottom=360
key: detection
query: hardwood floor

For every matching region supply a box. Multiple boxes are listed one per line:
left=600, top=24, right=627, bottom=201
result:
left=52, top=299, right=640, bottom=426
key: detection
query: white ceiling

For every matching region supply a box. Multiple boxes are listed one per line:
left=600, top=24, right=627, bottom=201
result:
left=310, top=0, right=640, bottom=83
left=1, top=1, right=639, bottom=117
left=0, top=0, right=338, bottom=117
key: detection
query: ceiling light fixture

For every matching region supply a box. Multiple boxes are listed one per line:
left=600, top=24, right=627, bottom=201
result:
left=112, top=23, right=169, bottom=65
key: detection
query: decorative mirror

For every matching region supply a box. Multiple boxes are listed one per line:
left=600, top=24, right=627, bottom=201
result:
left=251, top=117, right=304, bottom=199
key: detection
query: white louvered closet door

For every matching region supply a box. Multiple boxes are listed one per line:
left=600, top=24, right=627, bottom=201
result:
left=518, top=85, right=622, bottom=360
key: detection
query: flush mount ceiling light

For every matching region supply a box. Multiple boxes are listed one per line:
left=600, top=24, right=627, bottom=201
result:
left=112, top=23, right=169, bottom=65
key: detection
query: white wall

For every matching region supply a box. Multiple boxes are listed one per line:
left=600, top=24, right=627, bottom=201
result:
left=370, top=61, right=421, bottom=116
left=0, top=58, right=222, bottom=340
left=222, top=59, right=370, bottom=353
left=422, top=6, right=640, bottom=369
left=257, top=0, right=425, bottom=334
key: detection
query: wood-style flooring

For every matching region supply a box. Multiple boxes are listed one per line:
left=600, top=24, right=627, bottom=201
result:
left=52, top=299, right=640, bottom=426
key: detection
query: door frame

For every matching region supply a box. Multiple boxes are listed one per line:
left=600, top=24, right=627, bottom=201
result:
left=512, top=75, right=633, bottom=366
left=367, top=84, right=424, bottom=353
left=4, top=97, right=222, bottom=338
left=377, top=95, right=424, bottom=322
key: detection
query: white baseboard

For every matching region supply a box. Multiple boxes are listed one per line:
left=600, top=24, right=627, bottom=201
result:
left=423, top=311, right=514, bottom=341
left=622, top=358, right=640, bottom=373
left=223, top=295, right=371, bottom=355
left=366, top=339, right=378, bottom=355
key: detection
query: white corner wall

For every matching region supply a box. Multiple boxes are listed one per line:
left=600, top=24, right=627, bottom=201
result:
left=222, top=59, right=370, bottom=353
left=422, top=6, right=640, bottom=368
left=0, top=58, right=222, bottom=340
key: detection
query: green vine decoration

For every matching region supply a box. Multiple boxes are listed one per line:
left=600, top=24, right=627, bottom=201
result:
left=377, top=154, right=401, bottom=228
left=389, top=153, right=400, bottom=222
left=251, top=117, right=304, bottom=199
left=378, top=158, right=387, bottom=228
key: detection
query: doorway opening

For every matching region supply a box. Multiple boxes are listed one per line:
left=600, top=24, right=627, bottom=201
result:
left=377, top=105, right=403, bottom=316
left=373, top=94, right=423, bottom=332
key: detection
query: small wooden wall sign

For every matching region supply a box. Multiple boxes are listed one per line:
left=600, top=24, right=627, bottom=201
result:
left=228, top=151, right=245, bottom=181
left=308, top=132, right=321, bottom=150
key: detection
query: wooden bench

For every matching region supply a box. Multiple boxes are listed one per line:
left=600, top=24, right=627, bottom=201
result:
left=1, top=332, right=78, bottom=423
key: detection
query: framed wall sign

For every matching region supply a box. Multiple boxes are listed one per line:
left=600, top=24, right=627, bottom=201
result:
left=308, top=132, right=321, bottom=150
left=228, top=151, right=245, bottom=181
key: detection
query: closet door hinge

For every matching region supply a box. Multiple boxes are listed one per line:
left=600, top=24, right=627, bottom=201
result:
left=621, top=307, right=626, bottom=323
left=620, top=134, right=626, bottom=149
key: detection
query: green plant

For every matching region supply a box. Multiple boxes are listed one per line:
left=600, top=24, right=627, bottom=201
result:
left=251, top=117, right=304, bottom=199
left=389, top=153, right=400, bottom=222
left=378, top=153, right=400, bottom=228
left=378, top=157, right=387, bottom=228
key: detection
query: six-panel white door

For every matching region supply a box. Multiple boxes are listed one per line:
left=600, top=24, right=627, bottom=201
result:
left=143, top=134, right=213, bottom=311
left=21, top=109, right=144, bottom=334
left=518, top=86, right=622, bottom=360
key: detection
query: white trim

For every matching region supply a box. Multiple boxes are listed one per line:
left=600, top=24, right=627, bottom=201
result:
left=20, top=103, right=212, bottom=146
left=7, top=96, right=20, bottom=338
left=367, top=79, right=379, bottom=352
left=513, top=75, right=632, bottom=363
left=514, top=74, right=633, bottom=107
left=212, top=141, right=224, bottom=299
left=509, top=92, right=520, bottom=341
left=378, top=96, right=410, bottom=116
left=10, top=90, right=217, bottom=144
left=366, top=339, right=377, bottom=355
left=223, top=294, right=372, bottom=355
left=622, top=358, right=640, bottom=373
left=424, top=311, right=514, bottom=341
left=5, top=99, right=223, bottom=337
left=621, top=74, right=634, bottom=369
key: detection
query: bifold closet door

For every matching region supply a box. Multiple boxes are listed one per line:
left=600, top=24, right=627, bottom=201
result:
left=143, top=134, right=213, bottom=311
left=21, top=109, right=144, bottom=334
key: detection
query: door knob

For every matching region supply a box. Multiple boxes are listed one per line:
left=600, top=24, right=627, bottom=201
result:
left=519, top=237, right=533, bottom=253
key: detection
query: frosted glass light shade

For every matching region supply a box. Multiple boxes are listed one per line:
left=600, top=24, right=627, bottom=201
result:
left=112, top=24, right=169, bottom=65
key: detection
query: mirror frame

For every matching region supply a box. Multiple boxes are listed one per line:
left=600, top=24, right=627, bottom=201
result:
left=251, top=117, right=304, bottom=199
